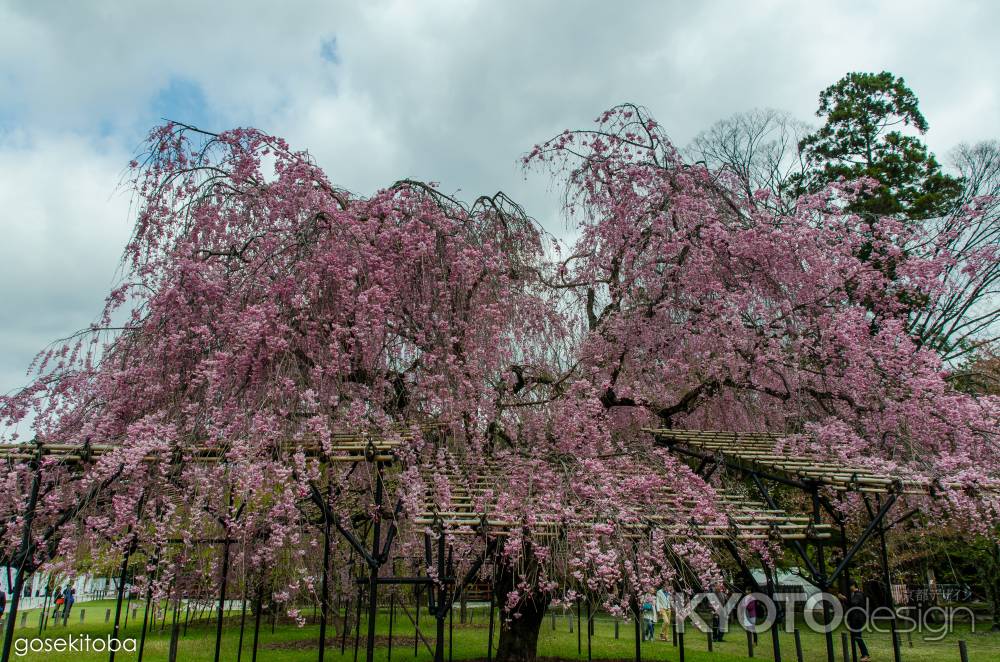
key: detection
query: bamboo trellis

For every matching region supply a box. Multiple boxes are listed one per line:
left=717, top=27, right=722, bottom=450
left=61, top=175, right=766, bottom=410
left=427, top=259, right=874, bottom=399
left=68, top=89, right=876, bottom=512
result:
left=0, top=427, right=432, bottom=466
left=644, top=427, right=1000, bottom=495
left=413, top=448, right=832, bottom=542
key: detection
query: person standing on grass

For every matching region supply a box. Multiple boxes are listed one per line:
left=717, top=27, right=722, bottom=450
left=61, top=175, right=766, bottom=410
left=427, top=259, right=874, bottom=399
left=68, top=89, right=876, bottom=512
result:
left=739, top=590, right=758, bottom=644
left=641, top=594, right=657, bottom=641
left=62, top=585, right=75, bottom=622
left=655, top=586, right=672, bottom=641
left=843, top=581, right=872, bottom=662
left=0, top=589, right=7, bottom=622
left=53, top=584, right=65, bottom=621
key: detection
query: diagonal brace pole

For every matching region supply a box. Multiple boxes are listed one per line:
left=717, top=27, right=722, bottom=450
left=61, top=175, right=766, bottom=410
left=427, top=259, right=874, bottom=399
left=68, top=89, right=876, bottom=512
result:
left=827, top=492, right=898, bottom=587
left=749, top=473, right=821, bottom=581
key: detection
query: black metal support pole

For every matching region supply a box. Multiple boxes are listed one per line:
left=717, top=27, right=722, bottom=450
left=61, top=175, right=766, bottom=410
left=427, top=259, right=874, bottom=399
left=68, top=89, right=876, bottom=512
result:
left=633, top=604, right=641, bottom=662
left=342, top=594, right=351, bottom=655
left=812, top=490, right=835, bottom=662
left=353, top=585, right=362, bottom=662
left=577, top=596, right=582, bottom=655
left=213, top=536, right=232, bottom=662
left=838, top=517, right=851, bottom=595
left=251, top=581, right=263, bottom=662
left=343, top=561, right=354, bottom=656
left=1, top=458, right=41, bottom=662
left=763, top=564, right=782, bottom=662
left=487, top=585, right=495, bottom=662
left=751, top=473, right=820, bottom=580
left=124, top=571, right=133, bottom=632
left=827, top=493, right=898, bottom=587
left=366, top=468, right=384, bottom=662
left=434, top=531, right=446, bottom=662
left=586, top=598, right=592, bottom=662
left=319, top=504, right=332, bottom=662
left=38, top=583, right=50, bottom=635
left=388, top=591, right=394, bottom=662
left=109, top=544, right=134, bottom=662
left=876, top=495, right=902, bottom=662
left=137, top=557, right=159, bottom=662
left=236, top=583, right=247, bottom=662
left=793, top=629, right=803, bottom=662
left=414, top=586, right=420, bottom=658
left=447, top=545, right=456, bottom=662
left=168, top=598, right=181, bottom=662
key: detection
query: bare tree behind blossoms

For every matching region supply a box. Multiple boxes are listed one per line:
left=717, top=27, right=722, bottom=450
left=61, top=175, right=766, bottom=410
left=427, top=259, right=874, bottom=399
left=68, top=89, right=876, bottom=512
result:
left=0, top=106, right=998, bottom=662
left=908, top=140, right=1000, bottom=364
left=687, top=108, right=814, bottom=213
left=524, top=103, right=999, bottom=510
left=689, top=109, right=999, bottom=367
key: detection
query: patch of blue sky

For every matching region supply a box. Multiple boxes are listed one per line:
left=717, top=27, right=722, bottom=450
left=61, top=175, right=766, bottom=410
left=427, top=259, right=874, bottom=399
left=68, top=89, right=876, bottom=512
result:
left=320, top=36, right=339, bottom=64
left=150, top=77, right=212, bottom=130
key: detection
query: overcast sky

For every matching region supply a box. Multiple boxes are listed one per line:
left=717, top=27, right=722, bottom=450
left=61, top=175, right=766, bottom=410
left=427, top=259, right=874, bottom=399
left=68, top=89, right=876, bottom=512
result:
left=1, top=0, right=998, bottom=404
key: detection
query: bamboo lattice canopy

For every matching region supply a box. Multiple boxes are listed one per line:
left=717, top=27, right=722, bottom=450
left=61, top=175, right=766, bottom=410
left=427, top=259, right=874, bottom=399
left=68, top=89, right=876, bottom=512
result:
left=0, top=424, right=441, bottom=467
left=644, top=427, right=1000, bottom=496
left=414, top=448, right=831, bottom=542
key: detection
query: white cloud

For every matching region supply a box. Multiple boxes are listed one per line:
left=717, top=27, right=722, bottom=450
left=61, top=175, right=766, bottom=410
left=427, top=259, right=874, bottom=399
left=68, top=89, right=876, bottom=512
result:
left=0, top=131, right=132, bottom=393
left=0, top=0, right=997, bottom=400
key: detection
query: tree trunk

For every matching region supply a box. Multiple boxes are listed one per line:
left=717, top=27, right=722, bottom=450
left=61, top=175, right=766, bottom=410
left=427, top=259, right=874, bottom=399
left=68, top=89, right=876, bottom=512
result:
left=494, top=599, right=547, bottom=662
left=493, top=563, right=549, bottom=662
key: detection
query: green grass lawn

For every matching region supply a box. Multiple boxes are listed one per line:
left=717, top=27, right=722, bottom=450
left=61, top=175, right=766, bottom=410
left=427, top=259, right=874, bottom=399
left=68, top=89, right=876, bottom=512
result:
left=2, top=602, right=997, bottom=661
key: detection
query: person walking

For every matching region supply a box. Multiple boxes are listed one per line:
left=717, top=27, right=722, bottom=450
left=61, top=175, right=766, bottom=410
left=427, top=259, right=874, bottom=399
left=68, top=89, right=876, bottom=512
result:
left=844, top=581, right=871, bottom=662
left=0, top=589, right=7, bottom=623
left=655, top=586, right=672, bottom=641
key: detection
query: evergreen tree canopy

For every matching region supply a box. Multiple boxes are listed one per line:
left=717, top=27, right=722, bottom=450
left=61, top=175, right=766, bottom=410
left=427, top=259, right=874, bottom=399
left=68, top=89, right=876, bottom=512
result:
left=797, top=71, right=962, bottom=219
